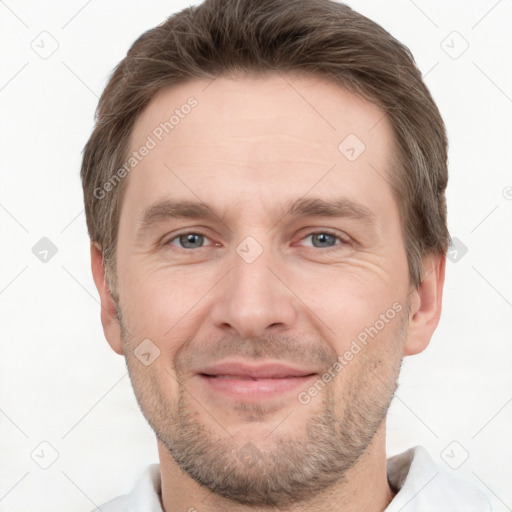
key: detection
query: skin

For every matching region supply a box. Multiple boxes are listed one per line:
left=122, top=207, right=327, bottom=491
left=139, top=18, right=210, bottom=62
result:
left=91, top=72, right=445, bottom=512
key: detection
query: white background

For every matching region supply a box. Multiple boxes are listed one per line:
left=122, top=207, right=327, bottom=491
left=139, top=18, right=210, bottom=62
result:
left=0, top=0, right=511, bottom=510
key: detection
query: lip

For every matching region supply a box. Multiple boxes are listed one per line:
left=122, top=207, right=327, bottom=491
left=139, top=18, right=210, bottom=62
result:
left=196, top=360, right=318, bottom=400
left=198, top=360, right=316, bottom=379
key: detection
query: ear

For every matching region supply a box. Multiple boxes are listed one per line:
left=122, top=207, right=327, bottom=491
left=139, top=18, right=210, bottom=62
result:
left=90, top=242, right=124, bottom=355
left=404, top=253, right=446, bottom=356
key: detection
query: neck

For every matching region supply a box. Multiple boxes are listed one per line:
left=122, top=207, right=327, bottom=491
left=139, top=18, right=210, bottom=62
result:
left=157, top=422, right=395, bottom=512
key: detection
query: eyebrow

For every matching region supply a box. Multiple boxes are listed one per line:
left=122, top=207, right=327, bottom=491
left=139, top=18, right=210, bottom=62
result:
left=136, top=196, right=376, bottom=241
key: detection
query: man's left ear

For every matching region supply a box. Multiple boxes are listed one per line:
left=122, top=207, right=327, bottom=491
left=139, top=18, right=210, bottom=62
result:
left=404, top=253, right=446, bottom=356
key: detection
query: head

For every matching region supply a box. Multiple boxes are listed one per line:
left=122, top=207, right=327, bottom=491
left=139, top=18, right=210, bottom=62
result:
left=84, top=0, right=448, bottom=507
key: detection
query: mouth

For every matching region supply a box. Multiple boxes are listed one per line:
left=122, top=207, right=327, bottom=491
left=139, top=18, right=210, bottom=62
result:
left=196, top=360, right=318, bottom=400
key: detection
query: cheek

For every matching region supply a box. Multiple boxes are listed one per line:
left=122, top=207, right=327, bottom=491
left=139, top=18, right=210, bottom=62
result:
left=118, top=263, right=211, bottom=352
left=294, top=263, right=404, bottom=346
left=329, top=302, right=406, bottom=397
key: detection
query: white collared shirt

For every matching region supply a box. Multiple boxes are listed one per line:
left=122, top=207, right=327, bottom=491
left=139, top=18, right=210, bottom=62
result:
left=94, top=446, right=491, bottom=511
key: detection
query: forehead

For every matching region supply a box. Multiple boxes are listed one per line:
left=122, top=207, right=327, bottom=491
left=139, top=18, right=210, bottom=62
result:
left=131, top=72, right=392, bottom=157
left=121, top=72, right=397, bottom=226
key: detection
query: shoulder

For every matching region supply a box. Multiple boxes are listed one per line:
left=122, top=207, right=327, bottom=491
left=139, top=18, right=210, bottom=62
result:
left=386, top=446, right=492, bottom=512
left=90, top=464, right=163, bottom=512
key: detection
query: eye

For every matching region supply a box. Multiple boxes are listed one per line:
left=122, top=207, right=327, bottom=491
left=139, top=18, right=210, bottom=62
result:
left=164, top=230, right=348, bottom=252
left=167, top=232, right=213, bottom=250
left=298, top=231, right=347, bottom=249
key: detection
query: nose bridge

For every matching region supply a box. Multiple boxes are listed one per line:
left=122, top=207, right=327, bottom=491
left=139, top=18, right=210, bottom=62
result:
left=233, top=239, right=275, bottom=299
left=211, top=234, right=297, bottom=338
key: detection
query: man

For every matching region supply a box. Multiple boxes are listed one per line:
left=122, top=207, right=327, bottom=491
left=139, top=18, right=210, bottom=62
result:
left=81, top=0, right=491, bottom=510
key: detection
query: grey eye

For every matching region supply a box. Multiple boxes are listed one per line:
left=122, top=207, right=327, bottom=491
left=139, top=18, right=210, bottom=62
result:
left=310, top=233, right=338, bottom=248
left=177, top=233, right=205, bottom=249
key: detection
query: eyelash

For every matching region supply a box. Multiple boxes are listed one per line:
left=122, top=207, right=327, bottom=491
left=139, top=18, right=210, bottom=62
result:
left=164, top=230, right=349, bottom=252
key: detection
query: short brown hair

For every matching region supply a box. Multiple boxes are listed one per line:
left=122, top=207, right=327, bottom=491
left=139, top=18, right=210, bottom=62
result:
left=81, top=0, right=449, bottom=300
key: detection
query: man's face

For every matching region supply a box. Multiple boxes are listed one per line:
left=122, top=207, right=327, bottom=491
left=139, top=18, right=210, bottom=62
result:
left=113, top=73, right=413, bottom=506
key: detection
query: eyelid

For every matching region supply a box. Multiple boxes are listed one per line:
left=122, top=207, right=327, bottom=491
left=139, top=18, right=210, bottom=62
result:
left=295, top=230, right=350, bottom=248
left=164, top=229, right=216, bottom=248
left=163, top=229, right=350, bottom=251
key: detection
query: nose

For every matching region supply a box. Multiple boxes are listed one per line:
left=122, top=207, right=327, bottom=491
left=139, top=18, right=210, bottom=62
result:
left=209, top=241, right=298, bottom=339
